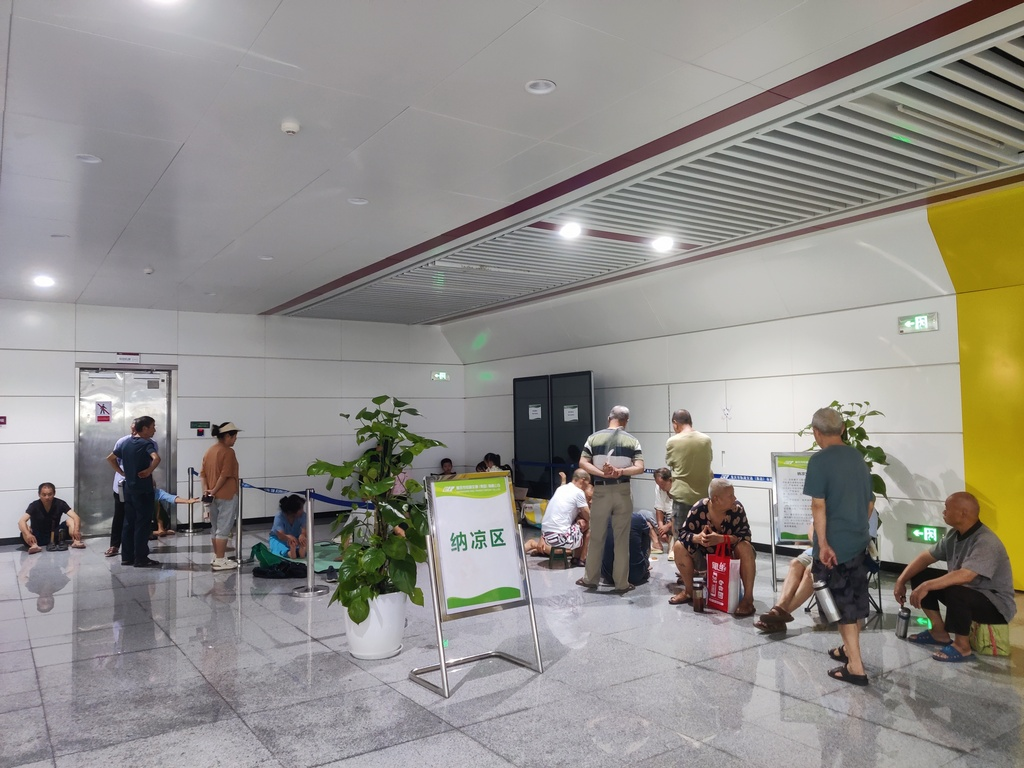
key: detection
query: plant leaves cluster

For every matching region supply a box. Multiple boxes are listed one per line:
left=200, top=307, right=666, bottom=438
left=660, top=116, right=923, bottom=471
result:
left=798, top=400, right=889, bottom=499
left=307, top=395, right=445, bottom=624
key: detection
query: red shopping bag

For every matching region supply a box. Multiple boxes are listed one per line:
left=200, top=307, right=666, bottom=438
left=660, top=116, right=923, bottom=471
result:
left=706, top=542, right=740, bottom=614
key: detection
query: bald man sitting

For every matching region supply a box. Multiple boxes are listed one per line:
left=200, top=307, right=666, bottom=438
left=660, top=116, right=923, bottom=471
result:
left=894, top=492, right=1016, bottom=662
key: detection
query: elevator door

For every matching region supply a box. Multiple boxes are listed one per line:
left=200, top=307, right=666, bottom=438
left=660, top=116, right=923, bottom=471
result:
left=76, top=369, right=174, bottom=536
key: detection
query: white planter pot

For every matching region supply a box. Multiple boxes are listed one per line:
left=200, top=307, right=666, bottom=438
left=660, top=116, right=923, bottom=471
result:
left=343, top=591, right=408, bottom=660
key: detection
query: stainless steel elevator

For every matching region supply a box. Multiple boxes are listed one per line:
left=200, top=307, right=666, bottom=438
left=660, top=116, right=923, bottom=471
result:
left=75, top=367, right=177, bottom=537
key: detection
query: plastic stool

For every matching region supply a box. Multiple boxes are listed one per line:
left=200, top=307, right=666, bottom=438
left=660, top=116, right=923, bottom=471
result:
left=548, top=545, right=571, bottom=569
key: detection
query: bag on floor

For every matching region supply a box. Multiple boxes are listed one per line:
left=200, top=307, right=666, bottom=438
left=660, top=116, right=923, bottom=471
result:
left=969, top=621, right=1011, bottom=657
left=706, top=542, right=740, bottom=614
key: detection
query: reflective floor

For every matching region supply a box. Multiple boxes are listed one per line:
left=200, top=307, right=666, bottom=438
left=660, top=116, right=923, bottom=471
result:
left=2, top=526, right=1022, bottom=767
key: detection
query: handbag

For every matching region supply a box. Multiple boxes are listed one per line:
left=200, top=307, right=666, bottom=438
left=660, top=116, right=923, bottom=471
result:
left=969, top=622, right=1011, bottom=657
left=706, top=542, right=740, bottom=614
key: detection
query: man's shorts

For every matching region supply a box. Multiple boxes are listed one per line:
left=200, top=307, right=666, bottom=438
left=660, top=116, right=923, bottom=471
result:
left=813, top=554, right=870, bottom=624
left=795, top=548, right=813, bottom=569
left=543, top=524, right=583, bottom=550
left=209, top=496, right=239, bottom=539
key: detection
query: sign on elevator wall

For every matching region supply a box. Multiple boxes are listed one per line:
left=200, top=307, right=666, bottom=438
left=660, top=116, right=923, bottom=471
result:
left=96, top=401, right=112, bottom=422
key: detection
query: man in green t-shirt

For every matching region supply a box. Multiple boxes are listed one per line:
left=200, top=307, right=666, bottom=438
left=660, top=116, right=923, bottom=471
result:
left=665, top=409, right=712, bottom=533
left=803, top=407, right=874, bottom=687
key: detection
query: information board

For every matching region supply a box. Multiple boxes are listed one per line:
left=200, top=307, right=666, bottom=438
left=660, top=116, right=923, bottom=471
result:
left=771, top=452, right=814, bottom=543
left=426, top=473, right=528, bottom=620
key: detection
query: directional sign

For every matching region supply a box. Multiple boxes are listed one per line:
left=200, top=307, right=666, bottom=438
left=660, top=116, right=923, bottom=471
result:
left=898, top=312, right=938, bottom=334
left=906, top=524, right=945, bottom=543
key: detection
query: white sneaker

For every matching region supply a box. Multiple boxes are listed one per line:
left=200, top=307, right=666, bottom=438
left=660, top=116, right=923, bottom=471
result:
left=211, top=558, right=238, bottom=571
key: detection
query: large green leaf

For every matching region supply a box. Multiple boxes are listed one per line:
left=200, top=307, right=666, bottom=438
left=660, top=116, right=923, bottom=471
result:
left=359, top=547, right=387, bottom=573
left=383, top=535, right=408, bottom=560
left=409, top=586, right=425, bottom=607
left=389, top=558, right=417, bottom=595
left=346, top=596, right=370, bottom=624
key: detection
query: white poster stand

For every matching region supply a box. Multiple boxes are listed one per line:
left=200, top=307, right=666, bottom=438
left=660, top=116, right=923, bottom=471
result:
left=769, top=452, right=813, bottom=588
left=410, top=472, right=543, bottom=698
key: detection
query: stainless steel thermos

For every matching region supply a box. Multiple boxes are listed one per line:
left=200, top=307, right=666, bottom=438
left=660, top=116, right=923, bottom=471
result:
left=896, top=606, right=911, bottom=639
left=813, top=579, right=842, bottom=623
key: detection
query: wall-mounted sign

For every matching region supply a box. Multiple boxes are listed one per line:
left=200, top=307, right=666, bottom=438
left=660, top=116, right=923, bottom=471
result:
left=528, top=405, right=542, bottom=420
left=906, top=524, right=946, bottom=543
left=898, top=312, right=938, bottom=334
left=431, top=371, right=450, bottom=381
left=189, top=421, right=211, bottom=429
left=563, top=405, right=579, bottom=422
left=96, top=401, right=113, bottom=422
left=116, top=352, right=141, bottom=363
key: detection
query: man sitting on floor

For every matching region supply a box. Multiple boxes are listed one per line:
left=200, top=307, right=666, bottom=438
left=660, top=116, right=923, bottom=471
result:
left=670, top=477, right=756, bottom=617
left=18, top=483, right=86, bottom=553
left=755, top=545, right=814, bottom=632
left=524, top=469, right=591, bottom=567
left=894, top=491, right=1016, bottom=662
left=601, top=512, right=653, bottom=587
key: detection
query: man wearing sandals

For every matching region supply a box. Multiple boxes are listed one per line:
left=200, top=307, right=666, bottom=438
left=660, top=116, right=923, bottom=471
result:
left=669, top=477, right=756, bottom=616
left=18, top=483, right=86, bottom=553
left=893, top=491, right=1016, bottom=663
left=803, top=407, right=874, bottom=686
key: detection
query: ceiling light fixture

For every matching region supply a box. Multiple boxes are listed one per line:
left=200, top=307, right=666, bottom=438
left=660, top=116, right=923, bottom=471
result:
left=525, top=79, right=557, bottom=95
left=651, top=236, right=674, bottom=253
left=347, top=197, right=369, bottom=205
left=50, top=233, right=70, bottom=238
left=259, top=255, right=274, bottom=261
left=204, top=291, right=217, bottom=297
left=895, top=104, right=1004, bottom=148
left=75, top=154, right=102, bottom=164
left=33, top=275, right=56, bottom=287
left=559, top=222, right=582, bottom=239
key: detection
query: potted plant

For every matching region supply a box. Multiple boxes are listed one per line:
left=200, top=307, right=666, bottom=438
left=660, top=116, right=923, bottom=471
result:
left=308, top=395, right=444, bottom=659
left=799, top=400, right=889, bottom=498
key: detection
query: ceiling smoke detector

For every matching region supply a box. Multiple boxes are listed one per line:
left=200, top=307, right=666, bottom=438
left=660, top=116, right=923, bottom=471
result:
left=281, top=120, right=300, bottom=136
left=525, top=79, right=557, bottom=95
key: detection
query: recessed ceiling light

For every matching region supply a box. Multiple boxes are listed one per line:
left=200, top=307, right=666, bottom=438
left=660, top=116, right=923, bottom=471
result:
left=651, top=236, right=674, bottom=253
left=50, top=233, right=70, bottom=238
left=347, top=197, right=369, bottom=205
left=559, top=222, right=581, bottom=239
left=75, top=154, right=102, bottom=164
left=525, top=79, right=557, bottom=95
left=204, top=291, right=217, bottom=297
left=34, top=275, right=56, bottom=287
left=258, top=255, right=274, bottom=261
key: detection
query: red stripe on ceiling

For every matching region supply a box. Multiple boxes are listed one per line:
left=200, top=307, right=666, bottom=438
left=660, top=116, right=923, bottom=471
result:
left=263, top=0, right=1020, bottom=316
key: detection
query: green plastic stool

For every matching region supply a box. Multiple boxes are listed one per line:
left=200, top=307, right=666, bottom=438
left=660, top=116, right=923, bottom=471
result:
left=548, top=545, right=571, bottom=569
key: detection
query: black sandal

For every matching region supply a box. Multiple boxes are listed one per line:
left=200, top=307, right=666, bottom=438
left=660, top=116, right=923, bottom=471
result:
left=828, top=664, right=868, bottom=686
left=575, top=577, right=597, bottom=589
left=828, top=646, right=849, bottom=663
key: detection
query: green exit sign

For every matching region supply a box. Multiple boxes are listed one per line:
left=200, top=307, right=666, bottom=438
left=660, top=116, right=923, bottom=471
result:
left=906, top=524, right=945, bottom=543
left=898, top=312, right=938, bottom=334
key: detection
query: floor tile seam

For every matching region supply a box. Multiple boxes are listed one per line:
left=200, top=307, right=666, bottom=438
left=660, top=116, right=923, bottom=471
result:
left=451, top=725, right=527, bottom=766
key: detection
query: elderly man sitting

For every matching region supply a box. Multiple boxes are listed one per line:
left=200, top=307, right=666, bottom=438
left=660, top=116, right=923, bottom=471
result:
left=669, top=478, right=756, bottom=616
left=894, top=491, right=1016, bottom=662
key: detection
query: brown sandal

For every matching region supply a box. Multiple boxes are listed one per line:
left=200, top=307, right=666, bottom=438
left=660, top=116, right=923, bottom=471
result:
left=668, top=591, right=692, bottom=605
left=575, top=577, right=597, bottom=589
left=758, top=605, right=794, bottom=624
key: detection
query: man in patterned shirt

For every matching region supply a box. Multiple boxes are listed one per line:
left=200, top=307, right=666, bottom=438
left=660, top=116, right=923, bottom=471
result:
left=577, top=405, right=645, bottom=594
left=669, top=477, right=756, bottom=616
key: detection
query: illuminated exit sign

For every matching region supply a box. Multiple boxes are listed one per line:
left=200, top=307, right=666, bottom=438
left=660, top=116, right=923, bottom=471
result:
left=906, top=524, right=946, bottom=543
left=898, top=312, right=938, bottom=334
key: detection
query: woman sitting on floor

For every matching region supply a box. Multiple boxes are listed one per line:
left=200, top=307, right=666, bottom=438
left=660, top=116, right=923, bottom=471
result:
left=269, top=494, right=307, bottom=559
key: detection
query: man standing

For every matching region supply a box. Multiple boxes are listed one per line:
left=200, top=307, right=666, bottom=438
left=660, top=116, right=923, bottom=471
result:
left=665, top=409, right=712, bottom=538
left=803, top=407, right=874, bottom=686
left=894, top=492, right=1016, bottom=662
left=577, top=406, right=645, bottom=594
left=108, top=415, right=161, bottom=568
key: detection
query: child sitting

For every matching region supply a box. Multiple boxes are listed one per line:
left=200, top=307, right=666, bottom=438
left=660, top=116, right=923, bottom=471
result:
left=269, top=494, right=307, bottom=559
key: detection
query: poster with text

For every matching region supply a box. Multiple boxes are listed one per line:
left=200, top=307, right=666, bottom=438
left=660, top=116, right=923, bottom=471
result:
left=428, top=474, right=526, bottom=619
left=772, top=453, right=813, bottom=543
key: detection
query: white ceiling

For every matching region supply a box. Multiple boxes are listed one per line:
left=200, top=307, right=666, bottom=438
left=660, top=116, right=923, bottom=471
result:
left=2, top=0, right=1022, bottom=320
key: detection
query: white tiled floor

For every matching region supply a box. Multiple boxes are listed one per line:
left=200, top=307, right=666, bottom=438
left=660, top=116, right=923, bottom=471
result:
left=1, top=527, right=1021, bottom=767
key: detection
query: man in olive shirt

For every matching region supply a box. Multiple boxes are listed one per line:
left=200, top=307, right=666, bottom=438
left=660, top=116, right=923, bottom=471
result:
left=665, top=409, right=712, bottom=532
left=894, top=491, right=1016, bottom=662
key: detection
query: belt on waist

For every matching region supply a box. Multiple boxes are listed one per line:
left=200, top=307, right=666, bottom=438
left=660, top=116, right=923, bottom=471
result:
left=591, top=478, right=630, bottom=486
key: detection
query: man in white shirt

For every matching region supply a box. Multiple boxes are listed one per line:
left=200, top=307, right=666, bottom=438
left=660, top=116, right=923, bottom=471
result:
left=652, top=467, right=674, bottom=555
left=524, top=469, right=591, bottom=567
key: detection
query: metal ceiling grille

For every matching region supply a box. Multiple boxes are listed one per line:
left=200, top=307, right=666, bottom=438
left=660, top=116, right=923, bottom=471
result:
left=290, top=31, right=1024, bottom=324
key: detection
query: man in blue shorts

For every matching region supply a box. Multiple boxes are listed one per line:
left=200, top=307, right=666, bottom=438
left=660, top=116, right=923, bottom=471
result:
left=804, top=407, right=874, bottom=686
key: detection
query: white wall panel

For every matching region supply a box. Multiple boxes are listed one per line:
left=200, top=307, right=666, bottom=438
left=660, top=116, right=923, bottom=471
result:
left=877, top=433, right=964, bottom=502
left=404, top=397, right=466, bottom=433
left=265, top=316, right=343, bottom=361
left=265, top=398, right=345, bottom=437
left=667, top=380, right=728, bottom=434
left=264, top=358, right=342, bottom=398
left=341, top=320, right=461, bottom=364
left=577, top=337, right=663, bottom=389
left=231, top=437, right=265, bottom=488
left=713, top=431, right=796, bottom=479
left=0, top=300, right=74, bottom=351
left=465, top=395, right=513, bottom=433
left=340, top=361, right=463, bottom=401
left=0, top=442, right=74, bottom=491
left=725, top=377, right=795, bottom=433
left=76, top=304, right=178, bottom=354
left=0, top=397, right=75, bottom=443
left=0, top=351, right=76, bottom=396
left=178, top=312, right=266, bottom=358
left=177, top=397, right=266, bottom=438
left=177, top=356, right=266, bottom=399
left=790, top=364, right=962, bottom=434
left=265, top=435, right=344, bottom=478
left=594, top=384, right=669, bottom=434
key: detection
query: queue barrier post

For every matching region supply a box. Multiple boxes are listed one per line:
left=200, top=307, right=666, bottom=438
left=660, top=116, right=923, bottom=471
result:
left=292, top=488, right=329, bottom=598
left=183, top=466, right=198, bottom=536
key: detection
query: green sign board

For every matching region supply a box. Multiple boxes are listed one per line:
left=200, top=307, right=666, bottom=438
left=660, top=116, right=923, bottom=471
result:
left=189, top=421, right=211, bottom=429
left=898, top=312, right=938, bottom=334
left=906, top=524, right=945, bottom=543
